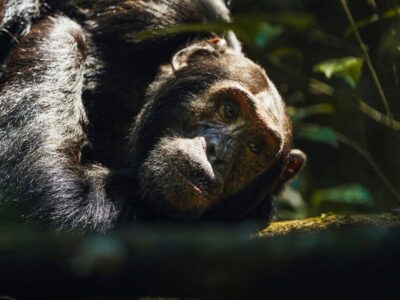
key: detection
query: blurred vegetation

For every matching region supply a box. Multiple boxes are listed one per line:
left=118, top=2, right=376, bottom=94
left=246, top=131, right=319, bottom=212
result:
left=228, top=0, right=400, bottom=219
left=1, top=221, right=400, bottom=299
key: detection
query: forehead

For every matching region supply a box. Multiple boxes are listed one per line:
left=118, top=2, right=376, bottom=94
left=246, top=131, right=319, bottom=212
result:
left=222, top=54, right=270, bottom=94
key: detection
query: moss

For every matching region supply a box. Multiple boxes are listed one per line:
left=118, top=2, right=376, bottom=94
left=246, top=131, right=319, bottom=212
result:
left=258, top=213, right=400, bottom=237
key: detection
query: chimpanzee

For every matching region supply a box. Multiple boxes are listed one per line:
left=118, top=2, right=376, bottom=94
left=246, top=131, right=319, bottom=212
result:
left=0, top=0, right=306, bottom=231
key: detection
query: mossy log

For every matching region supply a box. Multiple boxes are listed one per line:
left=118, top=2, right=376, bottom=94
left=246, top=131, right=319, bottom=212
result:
left=260, top=212, right=400, bottom=236
left=0, top=213, right=400, bottom=299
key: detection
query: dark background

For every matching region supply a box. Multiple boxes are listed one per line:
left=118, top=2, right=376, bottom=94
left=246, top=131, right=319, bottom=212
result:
left=229, top=0, right=400, bottom=219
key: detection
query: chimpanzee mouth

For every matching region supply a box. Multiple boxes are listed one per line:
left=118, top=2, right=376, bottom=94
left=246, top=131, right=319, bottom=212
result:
left=172, top=162, right=204, bottom=196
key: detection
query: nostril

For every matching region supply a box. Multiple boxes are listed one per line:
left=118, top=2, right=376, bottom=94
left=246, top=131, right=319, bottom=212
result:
left=206, top=143, right=216, bottom=162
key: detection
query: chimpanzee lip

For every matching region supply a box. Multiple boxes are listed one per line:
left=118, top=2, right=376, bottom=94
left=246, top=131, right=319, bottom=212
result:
left=171, top=162, right=204, bottom=196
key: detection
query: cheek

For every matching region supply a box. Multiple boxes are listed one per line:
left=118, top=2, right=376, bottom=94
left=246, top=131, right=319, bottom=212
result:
left=223, top=153, right=270, bottom=194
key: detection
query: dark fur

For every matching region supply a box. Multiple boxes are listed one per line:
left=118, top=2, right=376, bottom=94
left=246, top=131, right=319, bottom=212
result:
left=0, top=0, right=41, bottom=76
left=0, top=0, right=302, bottom=231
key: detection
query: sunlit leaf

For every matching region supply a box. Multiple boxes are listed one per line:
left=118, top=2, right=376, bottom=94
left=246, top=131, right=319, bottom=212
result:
left=313, top=57, right=364, bottom=88
left=295, top=124, right=339, bottom=147
left=287, top=103, right=334, bottom=122
left=311, top=184, right=374, bottom=207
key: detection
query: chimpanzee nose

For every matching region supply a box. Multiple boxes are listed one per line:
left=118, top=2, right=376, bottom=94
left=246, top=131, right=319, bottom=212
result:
left=206, top=134, right=232, bottom=168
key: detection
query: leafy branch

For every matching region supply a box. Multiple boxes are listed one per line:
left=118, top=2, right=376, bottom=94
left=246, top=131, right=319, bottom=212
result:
left=296, top=123, right=400, bottom=203
left=340, top=0, right=393, bottom=117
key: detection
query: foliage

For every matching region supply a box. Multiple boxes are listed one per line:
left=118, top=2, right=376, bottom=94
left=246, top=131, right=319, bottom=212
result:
left=313, top=56, right=364, bottom=88
left=295, top=123, right=339, bottom=148
left=227, top=0, right=400, bottom=218
left=311, top=184, right=374, bottom=208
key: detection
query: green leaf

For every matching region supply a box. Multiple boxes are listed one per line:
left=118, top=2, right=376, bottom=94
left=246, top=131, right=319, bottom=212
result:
left=345, top=6, right=400, bottom=36
left=271, top=47, right=302, bottom=59
left=132, top=12, right=315, bottom=45
left=378, top=22, right=400, bottom=60
left=313, top=57, right=364, bottom=88
left=254, top=23, right=283, bottom=48
left=311, top=184, right=374, bottom=208
left=295, top=124, right=339, bottom=147
left=287, top=103, right=334, bottom=122
left=131, top=22, right=231, bottom=42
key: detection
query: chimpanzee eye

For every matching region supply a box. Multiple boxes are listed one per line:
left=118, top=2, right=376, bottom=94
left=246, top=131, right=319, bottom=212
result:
left=218, top=101, right=239, bottom=123
left=248, top=141, right=263, bottom=155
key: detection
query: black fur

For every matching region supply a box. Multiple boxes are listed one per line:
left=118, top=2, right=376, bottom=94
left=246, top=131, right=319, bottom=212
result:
left=0, top=0, right=300, bottom=231
left=0, top=0, right=42, bottom=76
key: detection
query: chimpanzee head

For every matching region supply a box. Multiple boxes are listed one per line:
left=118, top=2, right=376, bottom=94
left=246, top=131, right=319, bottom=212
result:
left=130, top=37, right=305, bottom=220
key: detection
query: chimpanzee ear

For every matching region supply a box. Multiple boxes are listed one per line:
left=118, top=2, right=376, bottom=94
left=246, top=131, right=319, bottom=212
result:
left=171, top=38, right=227, bottom=71
left=280, top=149, right=306, bottom=183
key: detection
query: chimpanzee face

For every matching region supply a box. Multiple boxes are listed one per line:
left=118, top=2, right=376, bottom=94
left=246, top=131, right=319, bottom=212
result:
left=132, top=39, right=305, bottom=219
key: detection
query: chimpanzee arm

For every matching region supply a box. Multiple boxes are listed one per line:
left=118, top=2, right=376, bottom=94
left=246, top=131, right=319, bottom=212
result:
left=0, top=16, right=119, bottom=231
